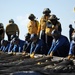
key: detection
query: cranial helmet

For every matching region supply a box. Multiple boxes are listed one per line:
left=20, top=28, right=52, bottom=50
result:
left=25, top=33, right=31, bottom=40
left=28, top=14, right=36, bottom=20
left=43, top=8, right=51, bottom=14
left=9, top=19, right=14, bottom=23
left=49, top=14, right=59, bottom=20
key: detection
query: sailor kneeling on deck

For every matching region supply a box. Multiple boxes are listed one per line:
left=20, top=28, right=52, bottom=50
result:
left=47, top=30, right=70, bottom=57
left=68, top=31, right=75, bottom=59
left=22, top=33, right=31, bottom=55
left=0, top=40, right=10, bottom=52
left=30, top=34, right=47, bottom=58
left=8, top=35, right=25, bottom=54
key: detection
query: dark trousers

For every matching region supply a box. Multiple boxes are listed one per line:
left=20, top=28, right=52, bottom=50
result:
left=40, top=30, right=53, bottom=54
left=7, top=35, right=11, bottom=41
left=40, top=30, right=46, bottom=43
left=45, top=35, right=53, bottom=51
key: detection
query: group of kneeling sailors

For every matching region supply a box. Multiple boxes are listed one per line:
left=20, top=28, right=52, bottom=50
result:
left=0, top=8, right=75, bottom=60
left=0, top=29, right=75, bottom=60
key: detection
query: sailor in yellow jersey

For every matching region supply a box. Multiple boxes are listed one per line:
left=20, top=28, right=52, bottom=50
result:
left=6, top=19, right=20, bottom=41
left=27, top=14, right=39, bottom=35
left=38, top=8, right=51, bottom=44
left=45, top=14, right=62, bottom=51
left=49, top=14, right=62, bottom=32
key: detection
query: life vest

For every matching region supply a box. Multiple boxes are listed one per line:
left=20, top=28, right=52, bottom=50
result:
left=38, top=15, right=50, bottom=33
left=6, top=23, right=19, bottom=35
left=45, top=25, right=55, bottom=36
left=45, top=21, right=61, bottom=36
left=27, top=20, right=39, bottom=34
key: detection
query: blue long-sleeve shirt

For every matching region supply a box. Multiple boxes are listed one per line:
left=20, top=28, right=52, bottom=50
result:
left=12, top=44, right=19, bottom=52
left=11, top=39, right=25, bottom=52
left=48, top=35, right=70, bottom=55
left=18, top=39, right=25, bottom=52
left=69, top=40, right=75, bottom=55
left=30, top=39, right=44, bottom=54
left=8, top=44, right=13, bottom=52
left=23, top=41, right=31, bottom=52
left=1, top=44, right=10, bottom=52
left=0, top=46, right=4, bottom=51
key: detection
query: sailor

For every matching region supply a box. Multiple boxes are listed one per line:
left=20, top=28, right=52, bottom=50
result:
left=6, top=19, right=20, bottom=41
left=48, top=30, right=70, bottom=57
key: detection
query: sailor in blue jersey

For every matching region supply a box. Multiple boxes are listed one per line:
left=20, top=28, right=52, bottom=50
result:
left=68, top=32, right=75, bottom=59
left=48, top=30, right=70, bottom=57
left=8, top=35, right=16, bottom=52
left=0, top=40, right=10, bottom=52
left=11, top=36, right=25, bottom=52
left=30, top=34, right=46, bottom=55
left=69, top=40, right=75, bottom=55
left=22, top=33, right=31, bottom=55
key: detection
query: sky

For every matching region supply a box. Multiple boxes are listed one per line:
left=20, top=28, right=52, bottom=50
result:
left=0, top=0, right=75, bottom=40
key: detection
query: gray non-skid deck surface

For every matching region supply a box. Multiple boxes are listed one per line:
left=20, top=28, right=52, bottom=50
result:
left=0, top=53, right=75, bottom=75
